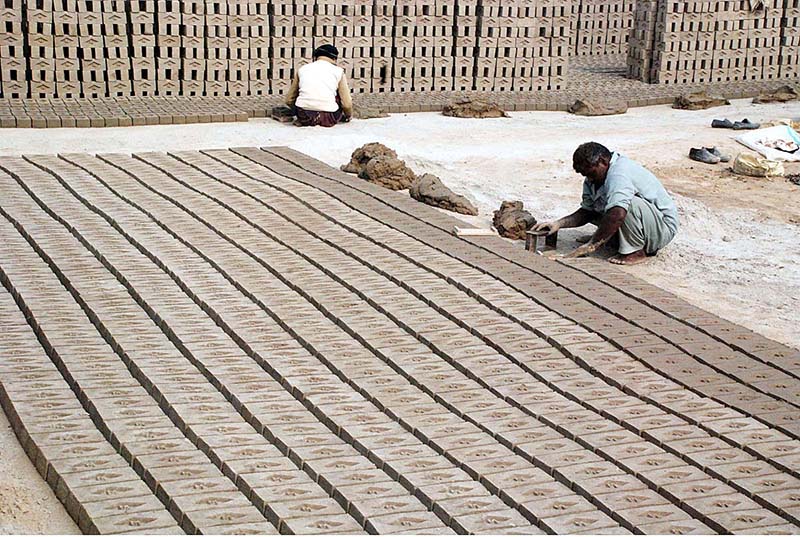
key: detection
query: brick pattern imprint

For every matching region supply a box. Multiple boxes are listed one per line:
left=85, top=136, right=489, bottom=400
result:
left=1, top=147, right=799, bottom=535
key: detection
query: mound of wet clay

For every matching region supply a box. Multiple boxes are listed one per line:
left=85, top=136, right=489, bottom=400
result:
left=442, top=97, right=508, bottom=119
left=341, top=142, right=397, bottom=174
left=673, top=91, right=730, bottom=110
left=568, top=99, right=628, bottom=116
left=753, top=85, right=798, bottom=104
left=493, top=201, right=537, bottom=240
left=359, top=156, right=417, bottom=190
left=409, top=174, right=478, bottom=215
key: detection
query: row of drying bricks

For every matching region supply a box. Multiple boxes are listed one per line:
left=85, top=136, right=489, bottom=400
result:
left=248, top=144, right=800, bottom=419
left=1, top=153, right=800, bottom=532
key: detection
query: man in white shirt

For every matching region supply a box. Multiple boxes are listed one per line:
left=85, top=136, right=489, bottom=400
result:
left=533, top=142, right=679, bottom=265
left=285, top=44, right=353, bottom=127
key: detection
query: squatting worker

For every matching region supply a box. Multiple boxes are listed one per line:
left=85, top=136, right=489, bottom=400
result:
left=533, top=142, right=679, bottom=265
left=285, top=44, right=353, bottom=127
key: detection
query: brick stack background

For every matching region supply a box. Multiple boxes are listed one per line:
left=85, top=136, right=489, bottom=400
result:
left=630, top=0, right=798, bottom=83
left=0, top=0, right=799, bottom=100
left=572, top=0, right=634, bottom=56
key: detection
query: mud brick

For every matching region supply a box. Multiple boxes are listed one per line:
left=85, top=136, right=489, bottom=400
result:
left=541, top=510, right=621, bottom=534
left=155, top=471, right=232, bottom=499
left=280, top=513, right=364, bottom=534
left=340, top=495, right=425, bottom=527
left=267, top=497, right=346, bottom=527
left=636, top=518, right=716, bottom=534
left=79, top=494, right=167, bottom=531
left=87, top=509, right=180, bottom=534
left=65, top=478, right=154, bottom=509
left=334, top=479, right=413, bottom=511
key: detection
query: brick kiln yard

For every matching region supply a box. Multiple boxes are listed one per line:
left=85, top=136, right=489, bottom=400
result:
left=1, top=97, right=800, bottom=535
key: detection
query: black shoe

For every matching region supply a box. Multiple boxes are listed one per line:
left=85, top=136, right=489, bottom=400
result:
left=704, top=146, right=731, bottom=163
left=712, top=118, right=734, bottom=128
left=689, top=147, right=721, bottom=164
left=733, top=118, right=760, bottom=130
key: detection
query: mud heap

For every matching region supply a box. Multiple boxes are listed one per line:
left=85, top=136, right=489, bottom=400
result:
left=410, top=174, right=478, bottom=215
left=493, top=201, right=537, bottom=240
left=442, top=98, right=508, bottom=119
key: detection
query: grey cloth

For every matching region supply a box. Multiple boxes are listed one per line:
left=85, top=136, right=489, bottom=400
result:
left=618, top=196, right=676, bottom=254
left=581, top=152, right=679, bottom=235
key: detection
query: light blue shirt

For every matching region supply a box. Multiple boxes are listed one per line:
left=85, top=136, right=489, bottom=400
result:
left=581, top=152, right=679, bottom=233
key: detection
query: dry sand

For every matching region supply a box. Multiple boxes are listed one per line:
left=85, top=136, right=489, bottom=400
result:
left=1, top=98, right=798, bottom=532
left=0, top=409, right=79, bottom=534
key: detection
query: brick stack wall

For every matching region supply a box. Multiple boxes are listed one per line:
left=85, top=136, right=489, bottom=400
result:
left=0, top=0, right=572, bottom=98
left=628, top=0, right=798, bottom=83
left=571, top=0, right=634, bottom=56
left=1, top=0, right=798, bottom=99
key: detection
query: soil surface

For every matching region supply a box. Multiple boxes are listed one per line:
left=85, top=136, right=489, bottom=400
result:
left=1, top=97, right=798, bottom=532
left=0, top=410, right=79, bottom=534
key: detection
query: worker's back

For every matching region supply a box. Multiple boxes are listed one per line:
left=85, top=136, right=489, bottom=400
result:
left=295, top=59, right=344, bottom=113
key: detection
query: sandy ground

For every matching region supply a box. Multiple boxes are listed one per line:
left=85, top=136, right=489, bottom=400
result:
left=0, top=409, right=80, bottom=534
left=1, top=98, right=798, bottom=532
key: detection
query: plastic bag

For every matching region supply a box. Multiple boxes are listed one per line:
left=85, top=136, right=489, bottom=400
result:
left=732, top=153, right=785, bottom=177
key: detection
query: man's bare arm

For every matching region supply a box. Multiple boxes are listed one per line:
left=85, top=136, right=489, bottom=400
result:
left=532, top=207, right=596, bottom=235
left=565, top=206, right=627, bottom=258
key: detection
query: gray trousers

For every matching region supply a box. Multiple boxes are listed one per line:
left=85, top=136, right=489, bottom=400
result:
left=617, top=196, right=676, bottom=255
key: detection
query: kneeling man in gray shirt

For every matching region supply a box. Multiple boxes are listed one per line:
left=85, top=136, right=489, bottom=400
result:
left=534, top=142, right=679, bottom=265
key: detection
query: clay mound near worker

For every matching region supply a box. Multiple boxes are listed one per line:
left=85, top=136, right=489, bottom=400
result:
left=341, top=142, right=397, bottom=174
left=409, top=174, right=478, bottom=215
left=359, top=156, right=417, bottom=190
left=442, top=97, right=508, bottom=119
left=493, top=201, right=537, bottom=240
left=352, top=105, right=389, bottom=119
left=673, top=91, right=730, bottom=110
left=753, top=85, right=798, bottom=104
left=568, top=99, right=628, bottom=116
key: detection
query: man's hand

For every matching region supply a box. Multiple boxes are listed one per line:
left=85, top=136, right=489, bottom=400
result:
left=531, top=221, right=561, bottom=235
left=564, top=242, right=600, bottom=259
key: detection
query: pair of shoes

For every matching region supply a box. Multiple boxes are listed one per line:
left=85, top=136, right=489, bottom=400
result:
left=712, top=118, right=760, bottom=129
left=689, top=147, right=730, bottom=164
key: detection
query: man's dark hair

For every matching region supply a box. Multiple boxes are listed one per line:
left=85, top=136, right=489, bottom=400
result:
left=573, top=142, right=612, bottom=172
left=313, top=44, right=339, bottom=61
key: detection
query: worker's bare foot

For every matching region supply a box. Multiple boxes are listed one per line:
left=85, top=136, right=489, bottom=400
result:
left=609, top=250, right=648, bottom=265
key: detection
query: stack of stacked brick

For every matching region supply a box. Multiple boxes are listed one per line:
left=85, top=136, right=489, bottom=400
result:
left=626, top=0, right=659, bottom=81
left=102, top=0, right=130, bottom=97
left=782, top=0, right=800, bottom=78
left=453, top=0, right=477, bottom=90
left=27, top=0, right=55, bottom=98
left=155, top=0, right=182, bottom=95
left=740, top=0, right=783, bottom=81
left=630, top=0, right=794, bottom=83
left=515, top=0, right=571, bottom=91
left=247, top=1, right=269, bottom=95
left=226, top=0, right=248, bottom=96
left=205, top=0, right=229, bottom=96
left=391, top=0, right=414, bottom=91
left=181, top=0, right=205, bottom=96
left=372, top=0, right=394, bottom=92
left=573, top=0, right=634, bottom=56
left=269, top=0, right=293, bottom=95
left=409, top=0, right=454, bottom=92
left=343, top=0, right=377, bottom=94
left=76, top=0, right=105, bottom=97
left=52, top=0, right=79, bottom=98
left=479, top=0, right=526, bottom=91
left=0, top=0, right=26, bottom=98
left=129, top=0, right=156, bottom=95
